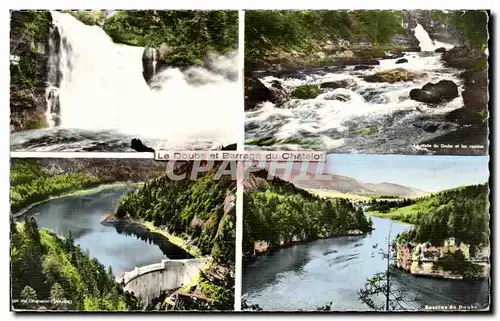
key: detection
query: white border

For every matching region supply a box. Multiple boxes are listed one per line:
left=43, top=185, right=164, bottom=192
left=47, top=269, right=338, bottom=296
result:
left=2, top=2, right=498, bottom=320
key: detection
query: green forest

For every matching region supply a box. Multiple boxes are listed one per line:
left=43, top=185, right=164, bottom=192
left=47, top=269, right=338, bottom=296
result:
left=10, top=218, right=140, bottom=311
left=10, top=160, right=103, bottom=213
left=243, top=170, right=373, bottom=260
left=429, top=10, right=489, bottom=49
left=245, top=10, right=403, bottom=65
left=10, top=158, right=168, bottom=214
left=103, top=10, right=238, bottom=67
left=369, top=184, right=489, bottom=254
left=114, top=163, right=236, bottom=310
left=245, top=10, right=489, bottom=69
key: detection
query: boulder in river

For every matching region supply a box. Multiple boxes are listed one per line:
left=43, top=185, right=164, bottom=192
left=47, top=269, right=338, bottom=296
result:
left=395, top=58, right=408, bottom=64
left=444, top=108, right=487, bottom=126
left=385, top=52, right=405, bottom=60
left=245, top=77, right=289, bottom=110
left=435, top=47, right=447, bottom=53
left=409, top=80, right=459, bottom=104
left=291, top=84, right=320, bottom=99
left=320, top=79, right=354, bottom=89
left=354, top=65, right=374, bottom=71
left=441, top=46, right=486, bottom=70
left=364, top=68, right=418, bottom=83
left=414, top=123, right=439, bottom=133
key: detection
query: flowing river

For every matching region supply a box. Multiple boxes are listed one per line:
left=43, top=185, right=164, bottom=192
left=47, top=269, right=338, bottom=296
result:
left=245, top=50, right=472, bottom=155
left=242, top=216, right=489, bottom=311
left=20, top=186, right=190, bottom=277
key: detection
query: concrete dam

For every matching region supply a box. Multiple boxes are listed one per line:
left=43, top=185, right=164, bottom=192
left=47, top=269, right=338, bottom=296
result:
left=116, top=258, right=209, bottom=307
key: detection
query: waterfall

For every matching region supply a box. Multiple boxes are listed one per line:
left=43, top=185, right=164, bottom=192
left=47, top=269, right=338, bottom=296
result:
left=46, top=11, right=240, bottom=145
left=152, top=49, right=157, bottom=76
left=413, top=23, right=454, bottom=51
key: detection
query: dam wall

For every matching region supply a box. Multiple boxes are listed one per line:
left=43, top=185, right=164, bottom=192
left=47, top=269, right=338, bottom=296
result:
left=117, top=258, right=208, bottom=307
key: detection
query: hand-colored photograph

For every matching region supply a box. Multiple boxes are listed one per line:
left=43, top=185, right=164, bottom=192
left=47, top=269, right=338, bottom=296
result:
left=245, top=10, right=489, bottom=155
left=10, top=10, right=240, bottom=152
left=242, top=154, right=490, bottom=311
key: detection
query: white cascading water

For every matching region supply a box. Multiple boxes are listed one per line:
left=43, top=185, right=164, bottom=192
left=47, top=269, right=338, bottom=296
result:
left=46, top=11, right=240, bottom=148
left=413, top=23, right=454, bottom=51
left=246, top=25, right=463, bottom=154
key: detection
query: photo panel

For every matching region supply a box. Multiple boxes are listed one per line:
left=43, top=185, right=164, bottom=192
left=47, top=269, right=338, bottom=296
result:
left=10, top=158, right=237, bottom=311
left=10, top=10, right=240, bottom=152
left=241, top=154, right=490, bottom=311
left=244, top=10, right=489, bottom=156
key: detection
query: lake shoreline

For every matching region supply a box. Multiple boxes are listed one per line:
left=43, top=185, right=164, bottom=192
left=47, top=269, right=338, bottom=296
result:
left=11, top=182, right=142, bottom=220
left=245, top=229, right=373, bottom=265
left=101, top=214, right=203, bottom=259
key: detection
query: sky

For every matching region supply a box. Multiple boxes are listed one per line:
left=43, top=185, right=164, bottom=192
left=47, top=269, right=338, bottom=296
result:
left=326, top=154, right=490, bottom=192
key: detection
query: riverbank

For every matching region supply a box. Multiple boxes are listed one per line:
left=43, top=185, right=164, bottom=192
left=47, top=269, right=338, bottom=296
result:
left=366, top=211, right=415, bottom=225
left=12, top=182, right=142, bottom=219
left=101, top=214, right=203, bottom=258
left=246, top=229, right=371, bottom=264
left=394, top=241, right=490, bottom=280
left=248, top=45, right=414, bottom=73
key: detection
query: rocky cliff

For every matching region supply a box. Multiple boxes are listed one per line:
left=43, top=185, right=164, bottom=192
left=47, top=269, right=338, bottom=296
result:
left=395, top=238, right=489, bottom=280
left=395, top=10, right=464, bottom=48
left=10, top=11, right=53, bottom=131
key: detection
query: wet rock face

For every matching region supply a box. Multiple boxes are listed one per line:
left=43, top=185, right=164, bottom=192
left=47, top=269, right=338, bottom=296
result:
left=245, top=77, right=289, bottom=110
left=409, top=80, right=459, bottom=104
left=320, top=79, right=354, bottom=89
left=442, top=46, right=485, bottom=69
left=435, top=47, right=447, bottom=53
left=442, top=46, right=488, bottom=112
left=354, top=65, right=374, bottom=71
left=142, top=47, right=168, bottom=85
left=461, top=71, right=488, bottom=111
left=398, top=10, right=464, bottom=47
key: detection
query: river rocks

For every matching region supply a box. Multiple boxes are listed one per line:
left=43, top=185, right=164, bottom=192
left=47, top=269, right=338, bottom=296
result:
left=354, top=65, right=374, bottom=71
left=435, top=47, right=447, bottom=53
left=336, top=57, right=380, bottom=67
left=291, top=84, right=320, bottom=99
left=245, top=77, right=289, bottom=110
left=442, top=46, right=486, bottom=70
left=461, top=70, right=488, bottom=111
left=320, top=79, right=354, bottom=89
left=414, top=122, right=439, bottom=133
left=130, top=139, right=155, bottom=153
left=395, top=58, right=408, bottom=64
left=364, top=68, right=418, bottom=83
left=409, top=80, right=459, bottom=104
left=444, top=108, right=486, bottom=126
left=441, top=46, right=488, bottom=111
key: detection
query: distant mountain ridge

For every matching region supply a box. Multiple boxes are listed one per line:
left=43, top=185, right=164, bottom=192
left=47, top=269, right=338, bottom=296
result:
left=258, top=164, right=427, bottom=197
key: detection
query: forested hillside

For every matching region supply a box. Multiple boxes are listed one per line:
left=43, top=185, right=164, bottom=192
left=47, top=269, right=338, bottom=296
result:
left=370, top=184, right=489, bottom=253
left=103, top=10, right=238, bottom=67
left=10, top=159, right=166, bottom=214
left=114, top=162, right=236, bottom=310
left=10, top=218, right=140, bottom=311
left=245, top=10, right=488, bottom=70
left=245, top=10, right=403, bottom=61
left=243, top=170, right=373, bottom=260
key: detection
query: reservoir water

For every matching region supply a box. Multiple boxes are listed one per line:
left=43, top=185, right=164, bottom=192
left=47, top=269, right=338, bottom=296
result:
left=242, top=216, right=489, bottom=311
left=22, top=186, right=190, bottom=277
